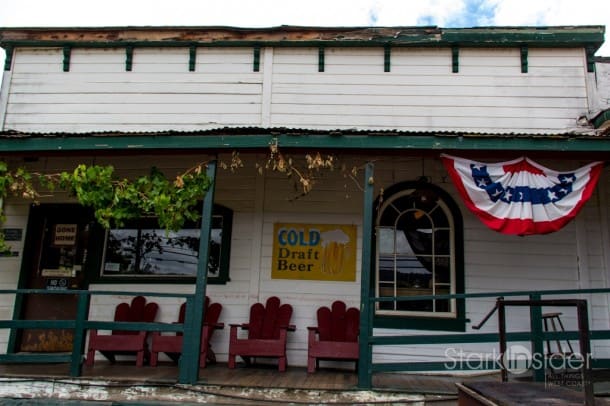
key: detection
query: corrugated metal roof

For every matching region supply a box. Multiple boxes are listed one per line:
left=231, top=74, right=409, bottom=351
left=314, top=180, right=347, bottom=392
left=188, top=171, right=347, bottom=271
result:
left=0, top=127, right=604, bottom=139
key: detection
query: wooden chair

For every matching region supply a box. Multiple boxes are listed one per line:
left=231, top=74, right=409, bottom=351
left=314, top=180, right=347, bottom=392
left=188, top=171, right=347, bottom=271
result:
left=307, top=300, right=360, bottom=373
left=228, top=296, right=295, bottom=372
left=85, top=295, right=159, bottom=367
left=149, top=297, right=224, bottom=368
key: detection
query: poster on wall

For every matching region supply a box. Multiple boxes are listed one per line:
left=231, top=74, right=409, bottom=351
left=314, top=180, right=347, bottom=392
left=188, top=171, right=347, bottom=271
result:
left=271, top=223, right=357, bottom=281
left=53, top=224, right=77, bottom=246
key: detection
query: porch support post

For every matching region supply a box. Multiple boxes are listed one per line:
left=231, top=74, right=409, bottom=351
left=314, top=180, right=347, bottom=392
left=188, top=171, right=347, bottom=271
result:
left=529, top=293, right=545, bottom=382
left=358, top=162, right=375, bottom=388
left=69, top=290, right=90, bottom=377
left=179, top=160, right=217, bottom=384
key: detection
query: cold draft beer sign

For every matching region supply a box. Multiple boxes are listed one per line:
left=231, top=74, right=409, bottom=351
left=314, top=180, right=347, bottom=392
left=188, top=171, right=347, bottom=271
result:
left=271, top=223, right=357, bottom=281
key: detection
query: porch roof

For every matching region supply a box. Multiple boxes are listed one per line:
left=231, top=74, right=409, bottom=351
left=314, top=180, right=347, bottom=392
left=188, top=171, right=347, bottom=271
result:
left=0, top=127, right=609, bottom=154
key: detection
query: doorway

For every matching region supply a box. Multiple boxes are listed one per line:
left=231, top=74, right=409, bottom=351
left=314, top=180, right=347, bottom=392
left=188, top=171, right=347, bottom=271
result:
left=12, top=204, right=98, bottom=352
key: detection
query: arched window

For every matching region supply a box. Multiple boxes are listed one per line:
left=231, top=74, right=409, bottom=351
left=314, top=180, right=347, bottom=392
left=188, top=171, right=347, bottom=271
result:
left=374, top=181, right=465, bottom=331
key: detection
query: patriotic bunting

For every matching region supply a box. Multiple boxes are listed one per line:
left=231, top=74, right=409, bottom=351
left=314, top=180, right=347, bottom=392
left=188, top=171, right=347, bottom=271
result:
left=441, top=154, right=604, bottom=235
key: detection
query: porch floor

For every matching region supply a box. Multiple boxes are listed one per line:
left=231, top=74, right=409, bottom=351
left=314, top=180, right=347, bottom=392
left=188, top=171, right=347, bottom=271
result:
left=1, top=361, right=610, bottom=404
left=0, top=360, right=495, bottom=404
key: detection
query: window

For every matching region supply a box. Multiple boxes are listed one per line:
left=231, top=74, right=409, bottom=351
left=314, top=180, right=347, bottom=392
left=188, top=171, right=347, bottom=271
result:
left=374, top=181, right=464, bottom=331
left=99, top=204, right=233, bottom=284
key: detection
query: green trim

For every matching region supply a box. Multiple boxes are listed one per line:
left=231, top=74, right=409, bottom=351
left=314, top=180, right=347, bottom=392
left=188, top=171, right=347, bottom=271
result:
left=70, top=291, right=89, bottom=376
left=180, top=160, right=216, bottom=384
left=529, top=293, right=545, bottom=382
left=125, top=45, right=133, bottom=71
left=520, top=46, right=528, bottom=73
left=452, top=46, right=459, bottom=73
left=586, top=46, right=596, bottom=72
left=188, top=44, right=196, bottom=72
left=3, top=133, right=610, bottom=153
left=62, top=45, right=71, bottom=72
left=92, top=204, right=232, bottom=285
left=253, top=46, right=260, bottom=72
left=441, top=27, right=604, bottom=49
left=0, top=353, right=72, bottom=363
left=383, top=44, right=391, bottom=72
left=3, top=45, right=12, bottom=71
left=214, top=204, right=233, bottom=285
left=594, top=109, right=610, bottom=129
left=318, top=46, right=325, bottom=72
left=358, top=162, right=375, bottom=389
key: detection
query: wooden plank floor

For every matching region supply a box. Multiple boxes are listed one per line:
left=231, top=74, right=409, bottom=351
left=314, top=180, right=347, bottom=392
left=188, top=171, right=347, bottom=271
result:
left=0, top=360, right=494, bottom=395
left=6, top=361, right=610, bottom=404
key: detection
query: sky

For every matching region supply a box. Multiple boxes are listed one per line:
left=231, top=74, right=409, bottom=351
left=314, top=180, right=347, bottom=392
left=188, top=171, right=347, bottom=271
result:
left=0, top=0, right=609, bottom=62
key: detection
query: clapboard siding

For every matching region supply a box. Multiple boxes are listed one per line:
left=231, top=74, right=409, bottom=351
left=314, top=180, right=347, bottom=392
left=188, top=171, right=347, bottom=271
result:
left=5, top=47, right=264, bottom=132
left=594, top=61, right=610, bottom=112
left=0, top=198, right=29, bottom=348
left=0, top=152, right=608, bottom=364
left=270, top=47, right=587, bottom=133
left=4, top=46, right=588, bottom=134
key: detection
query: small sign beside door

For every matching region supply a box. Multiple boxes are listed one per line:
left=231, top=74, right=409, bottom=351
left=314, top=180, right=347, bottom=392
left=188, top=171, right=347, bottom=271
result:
left=46, top=278, right=69, bottom=290
left=53, top=224, right=77, bottom=246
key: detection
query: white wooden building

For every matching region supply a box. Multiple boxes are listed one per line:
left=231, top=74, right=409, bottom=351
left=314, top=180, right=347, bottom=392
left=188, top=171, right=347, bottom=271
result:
left=0, top=25, right=609, bottom=383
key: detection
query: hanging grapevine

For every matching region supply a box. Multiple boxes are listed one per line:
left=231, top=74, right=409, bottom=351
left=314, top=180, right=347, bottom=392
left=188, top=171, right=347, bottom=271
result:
left=0, top=162, right=211, bottom=253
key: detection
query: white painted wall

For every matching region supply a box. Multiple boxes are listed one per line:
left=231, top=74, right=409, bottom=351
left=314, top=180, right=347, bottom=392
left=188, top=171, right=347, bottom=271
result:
left=591, top=60, right=610, bottom=114
left=2, top=46, right=590, bottom=134
left=0, top=43, right=606, bottom=370
left=0, top=153, right=607, bottom=370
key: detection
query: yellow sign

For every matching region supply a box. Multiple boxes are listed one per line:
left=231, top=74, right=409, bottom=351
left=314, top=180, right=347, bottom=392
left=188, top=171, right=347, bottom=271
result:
left=271, top=223, right=357, bottom=281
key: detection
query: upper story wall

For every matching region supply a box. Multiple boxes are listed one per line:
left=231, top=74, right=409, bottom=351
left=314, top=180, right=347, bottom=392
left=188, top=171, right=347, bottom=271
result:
left=594, top=59, right=610, bottom=112
left=0, top=25, right=604, bottom=135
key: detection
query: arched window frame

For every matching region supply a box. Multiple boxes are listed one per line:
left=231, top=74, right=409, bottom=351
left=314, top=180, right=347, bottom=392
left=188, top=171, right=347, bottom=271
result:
left=373, top=181, right=466, bottom=331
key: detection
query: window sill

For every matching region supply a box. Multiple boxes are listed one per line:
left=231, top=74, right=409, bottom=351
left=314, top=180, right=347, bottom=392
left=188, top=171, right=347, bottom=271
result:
left=92, top=276, right=230, bottom=285
left=374, top=314, right=468, bottom=332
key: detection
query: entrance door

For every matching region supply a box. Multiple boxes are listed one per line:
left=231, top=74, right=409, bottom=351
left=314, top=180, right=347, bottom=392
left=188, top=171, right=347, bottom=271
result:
left=15, top=204, right=96, bottom=352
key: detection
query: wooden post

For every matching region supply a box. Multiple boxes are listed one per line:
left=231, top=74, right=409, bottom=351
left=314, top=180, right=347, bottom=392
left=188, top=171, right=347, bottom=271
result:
left=179, top=160, right=216, bottom=384
left=529, top=293, right=545, bottom=382
left=498, top=299, right=507, bottom=382
left=69, top=290, right=89, bottom=377
left=358, top=162, right=374, bottom=388
left=576, top=301, right=594, bottom=405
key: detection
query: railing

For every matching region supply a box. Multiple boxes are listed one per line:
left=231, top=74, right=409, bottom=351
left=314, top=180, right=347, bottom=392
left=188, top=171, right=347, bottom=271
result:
left=2, top=287, right=610, bottom=394
left=0, top=289, right=199, bottom=381
left=361, top=287, right=610, bottom=391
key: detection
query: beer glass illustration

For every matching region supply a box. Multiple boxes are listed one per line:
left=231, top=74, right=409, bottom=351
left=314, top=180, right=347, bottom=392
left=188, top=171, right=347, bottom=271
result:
left=320, top=229, right=350, bottom=275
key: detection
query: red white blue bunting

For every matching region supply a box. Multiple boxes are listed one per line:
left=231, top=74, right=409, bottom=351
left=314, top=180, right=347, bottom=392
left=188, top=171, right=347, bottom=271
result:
left=441, top=154, right=604, bottom=235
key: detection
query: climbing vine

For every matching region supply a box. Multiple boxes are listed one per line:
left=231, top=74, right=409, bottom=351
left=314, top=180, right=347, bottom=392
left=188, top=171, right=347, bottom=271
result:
left=0, top=161, right=211, bottom=253
left=258, top=139, right=361, bottom=199
left=0, top=144, right=363, bottom=253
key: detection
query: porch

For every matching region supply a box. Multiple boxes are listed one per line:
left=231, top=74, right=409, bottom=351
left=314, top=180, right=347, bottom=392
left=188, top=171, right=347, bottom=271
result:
left=0, top=360, right=498, bottom=404
left=4, top=361, right=610, bottom=404
left=3, top=289, right=610, bottom=404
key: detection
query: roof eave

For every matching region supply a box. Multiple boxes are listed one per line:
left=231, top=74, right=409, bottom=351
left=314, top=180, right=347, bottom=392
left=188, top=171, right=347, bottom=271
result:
left=0, top=25, right=604, bottom=52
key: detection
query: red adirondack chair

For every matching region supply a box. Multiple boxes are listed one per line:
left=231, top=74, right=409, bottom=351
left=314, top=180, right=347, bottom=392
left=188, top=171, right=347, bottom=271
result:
left=307, top=300, right=360, bottom=373
left=228, top=296, right=295, bottom=372
left=85, top=295, right=159, bottom=367
left=149, top=297, right=224, bottom=368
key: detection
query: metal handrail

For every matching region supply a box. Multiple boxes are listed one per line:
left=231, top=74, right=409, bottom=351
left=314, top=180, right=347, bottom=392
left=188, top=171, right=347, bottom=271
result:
left=358, top=286, right=610, bottom=391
